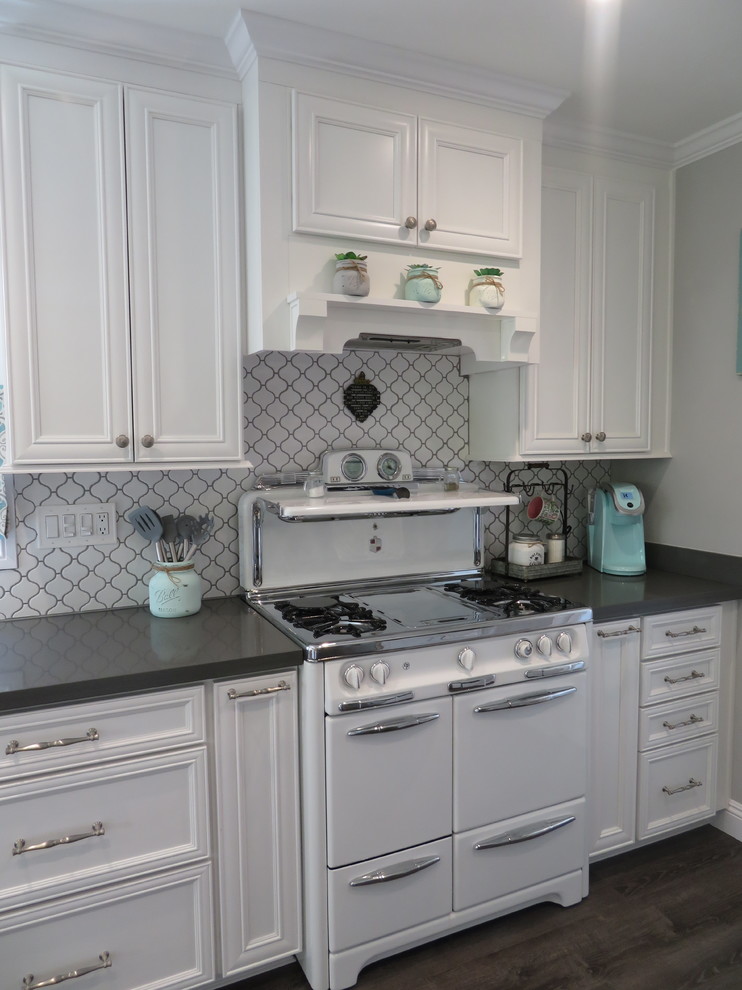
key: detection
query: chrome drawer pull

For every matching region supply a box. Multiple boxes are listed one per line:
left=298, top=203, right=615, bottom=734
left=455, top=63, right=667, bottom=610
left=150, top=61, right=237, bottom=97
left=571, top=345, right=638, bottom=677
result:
left=228, top=680, right=290, bottom=700
left=523, top=660, right=586, bottom=679
left=663, top=669, right=705, bottom=685
left=349, top=855, right=440, bottom=887
left=662, top=777, right=702, bottom=796
left=23, top=951, right=111, bottom=988
left=475, top=815, right=576, bottom=850
left=474, top=686, right=577, bottom=713
left=347, top=712, right=439, bottom=736
left=662, top=714, right=703, bottom=731
left=665, top=625, right=707, bottom=638
left=448, top=674, right=496, bottom=693
left=6, top=729, right=99, bottom=756
left=13, top=822, right=105, bottom=857
left=597, top=625, right=640, bottom=638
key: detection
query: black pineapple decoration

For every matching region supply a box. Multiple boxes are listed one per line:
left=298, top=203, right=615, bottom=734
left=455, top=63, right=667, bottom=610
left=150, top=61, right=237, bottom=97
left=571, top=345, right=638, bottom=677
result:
left=343, top=372, right=381, bottom=423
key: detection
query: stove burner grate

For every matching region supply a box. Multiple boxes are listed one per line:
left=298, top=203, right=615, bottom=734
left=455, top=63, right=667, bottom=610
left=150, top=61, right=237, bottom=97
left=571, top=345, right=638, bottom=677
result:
left=443, top=581, right=575, bottom=618
left=274, top=596, right=387, bottom=639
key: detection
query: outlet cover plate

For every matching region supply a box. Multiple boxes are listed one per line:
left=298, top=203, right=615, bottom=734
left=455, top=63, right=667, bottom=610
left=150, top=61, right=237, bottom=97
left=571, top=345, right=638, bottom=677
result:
left=36, top=502, right=118, bottom=549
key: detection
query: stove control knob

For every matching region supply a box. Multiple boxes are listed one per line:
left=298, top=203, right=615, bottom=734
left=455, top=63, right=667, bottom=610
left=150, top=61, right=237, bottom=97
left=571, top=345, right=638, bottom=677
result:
left=537, top=635, right=552, bottom=656
left=343, top=664, right=365, bottom=690
left=370, top=661, right=390, bottom=685
left=458, top=647, right=476, bottom=671
left=514, top=639, right=533, bottom=660
left=556, top=632, right=573, bottom=655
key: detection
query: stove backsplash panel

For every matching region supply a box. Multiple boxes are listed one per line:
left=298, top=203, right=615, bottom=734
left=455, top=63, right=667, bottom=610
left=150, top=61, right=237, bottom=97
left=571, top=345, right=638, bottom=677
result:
left=0, top=351, right=610, bottom=619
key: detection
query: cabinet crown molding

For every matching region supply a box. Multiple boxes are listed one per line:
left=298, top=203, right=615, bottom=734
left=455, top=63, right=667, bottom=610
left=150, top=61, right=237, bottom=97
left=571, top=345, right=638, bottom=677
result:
left=226, top=10, right=569, bottom=118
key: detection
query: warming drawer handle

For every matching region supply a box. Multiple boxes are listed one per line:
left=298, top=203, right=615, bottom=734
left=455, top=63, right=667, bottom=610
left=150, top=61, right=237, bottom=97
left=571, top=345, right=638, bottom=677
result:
left=663, top=669, right=705, bottom=686
left=22, top=951, right=112, bottom=989
left=227, top=680, right=290, bottom=700
left=662, top=777, right=702, bottom=796
left=474, top=815, right=576, bottom=850
left=346, top=712, right=440, bottom=736
left=665, top=625, right=707, bottom=639
left=597, top=625, right=640, bottom=638
left=349, top=855, right=440, bottom=887
left=523, top=660, right=586, bottom=679
left=474, top=686, right=577, bottom=713
left=5, top=729, right=99, bottom=756
left=13, top=822, right=105, bottom=857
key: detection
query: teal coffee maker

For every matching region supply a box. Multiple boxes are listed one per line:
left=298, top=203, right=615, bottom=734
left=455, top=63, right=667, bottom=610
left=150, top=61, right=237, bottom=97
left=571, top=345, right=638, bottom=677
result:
left=587, top=483, right=646, bottom=575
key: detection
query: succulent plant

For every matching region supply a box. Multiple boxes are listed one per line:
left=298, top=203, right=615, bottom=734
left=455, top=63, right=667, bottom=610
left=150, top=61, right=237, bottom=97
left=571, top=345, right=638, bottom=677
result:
left=406, top=262, right=439, bottom=271
left=335, top=251, right=368, bottom=261
left=473, top=267, right=504, bottom=277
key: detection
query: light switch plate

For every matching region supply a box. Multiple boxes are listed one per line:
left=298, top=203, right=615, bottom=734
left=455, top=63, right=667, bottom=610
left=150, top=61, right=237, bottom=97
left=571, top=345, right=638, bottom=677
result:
left=36, top=502, right=117, bottom=549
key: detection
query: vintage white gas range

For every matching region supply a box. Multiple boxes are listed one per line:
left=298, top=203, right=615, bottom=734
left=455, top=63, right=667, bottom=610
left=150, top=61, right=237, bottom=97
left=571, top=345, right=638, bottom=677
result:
left=238, top=448, right=593, bottom=990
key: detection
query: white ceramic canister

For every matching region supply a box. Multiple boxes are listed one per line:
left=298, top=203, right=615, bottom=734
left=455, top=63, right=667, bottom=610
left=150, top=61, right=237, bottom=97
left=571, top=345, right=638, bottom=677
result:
left=468, top=274, right=505, bottom=311
left=404, top=265, right=442, bottom=303
left=546, top=533, right=566, bottom=564
left=332, top=258, right=370, bottom=296
left=508, top=534, right=545, bottom=566
left=148, top=561, right=202, bottom=618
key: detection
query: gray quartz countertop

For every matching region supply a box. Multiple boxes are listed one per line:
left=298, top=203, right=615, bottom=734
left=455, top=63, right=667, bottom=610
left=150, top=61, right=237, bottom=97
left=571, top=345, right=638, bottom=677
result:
left=0, top=597, right=302, bottom=714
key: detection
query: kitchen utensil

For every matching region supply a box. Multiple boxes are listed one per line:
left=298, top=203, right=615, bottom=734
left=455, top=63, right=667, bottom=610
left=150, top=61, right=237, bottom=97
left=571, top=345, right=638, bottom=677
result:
left=183, top=514, right=215, bottom=561
left=160, top=513, right=178, bottom=562
left=127, top=506, right=164, bottom=561
left=176, top=514, right=198, bottom=558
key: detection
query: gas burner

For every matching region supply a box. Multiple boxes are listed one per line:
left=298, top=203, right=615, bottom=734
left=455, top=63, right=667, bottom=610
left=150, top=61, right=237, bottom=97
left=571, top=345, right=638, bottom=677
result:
left=442, top=581, right=576, bottom=618
left=274, top=597, right=388, bottom=639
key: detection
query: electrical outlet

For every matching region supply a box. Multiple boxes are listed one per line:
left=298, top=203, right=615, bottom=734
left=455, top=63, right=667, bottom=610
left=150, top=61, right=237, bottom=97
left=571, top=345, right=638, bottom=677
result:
left=36, top=502, right=118, bottom=549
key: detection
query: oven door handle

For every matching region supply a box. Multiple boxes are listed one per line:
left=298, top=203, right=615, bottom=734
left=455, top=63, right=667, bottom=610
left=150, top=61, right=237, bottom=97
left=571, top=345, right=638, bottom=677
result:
left=474, top=685, right=577, bottom=713
left=474, top=815, right=576, bottom=850
left=346, top=712, right=440, bottom=736
left=349, top=855, right=440, bottom=886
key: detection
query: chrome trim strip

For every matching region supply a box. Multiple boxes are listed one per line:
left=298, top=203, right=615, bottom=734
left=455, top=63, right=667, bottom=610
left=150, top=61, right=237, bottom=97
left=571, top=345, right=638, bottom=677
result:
left=448, top=675, right=496, bottom=693
left=474, top=686, right=577, bottom=712
left=337, top=692, right=414, bottom=712
left=349, top=855, right=440, bottom=887
left=474, top=815, right=576, bottom=850
left=346, top=712, right=439, bottom=736
left=245, top=570, right=484, bottom=603
left=473, top=507, right=482, bottom=567
left=252, top=499, right=263, bottom=588
left=523, top=660, right=586, bottom=679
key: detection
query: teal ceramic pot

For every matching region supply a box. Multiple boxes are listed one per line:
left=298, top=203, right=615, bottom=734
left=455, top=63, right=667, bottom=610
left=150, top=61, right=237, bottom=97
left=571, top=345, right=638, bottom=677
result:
left=404, top=266, right=442, bottom=303
left=148, top=561, right=202, bottom=618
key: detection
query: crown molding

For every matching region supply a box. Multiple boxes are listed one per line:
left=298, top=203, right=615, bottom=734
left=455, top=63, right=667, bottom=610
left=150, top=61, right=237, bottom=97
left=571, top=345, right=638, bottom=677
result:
left=543, top=117, right=675, bottom=169
left=227, top=10, right=569, bottom=119
left=673, top=110, right=742, bottom=168
left=0, top=0, right=235, bottom=78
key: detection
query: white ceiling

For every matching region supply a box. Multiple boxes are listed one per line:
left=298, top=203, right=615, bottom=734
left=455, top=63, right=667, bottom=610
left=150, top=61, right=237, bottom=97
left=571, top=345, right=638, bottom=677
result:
left=19, top=0, right=742, bottom=149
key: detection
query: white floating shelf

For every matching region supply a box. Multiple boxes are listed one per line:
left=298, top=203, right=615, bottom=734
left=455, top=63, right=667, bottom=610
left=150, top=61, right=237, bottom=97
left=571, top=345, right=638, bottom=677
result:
left=259, top=486, right=520, bottom=520
left=286, top=293, right=539, bottom=372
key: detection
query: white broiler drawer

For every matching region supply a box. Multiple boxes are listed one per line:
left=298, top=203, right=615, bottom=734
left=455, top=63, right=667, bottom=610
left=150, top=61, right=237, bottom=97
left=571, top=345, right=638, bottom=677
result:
left=0, top=748, right=209, bottom=908
left=1, top=863, right=214, bottom=990
left=638, top=692, right=718, bottom=751
left=637, top=736, right=717, bottom=839
left=641, top=607, right=721, bottom=660
left=0, top=686, right=205, bottom=778
left=327, top=837, right=451, bottom=953
left=639, top=649, right=719, bottom=706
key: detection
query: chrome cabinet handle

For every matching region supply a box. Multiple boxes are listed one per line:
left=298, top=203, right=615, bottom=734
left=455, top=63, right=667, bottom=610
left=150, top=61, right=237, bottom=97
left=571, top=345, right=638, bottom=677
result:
left=13, top=822, right=104, bottom=856
left=227, top=680, right=290, bottom=700
left=662, top=714, right=703, bottom=731
left=404, top=216, right=418, bottom=229
left=524, top=660, right=585, bottom=679
left=663, top=669, right=705, bottom=685
left=6, top=728, right=99, bottom=756
left=115, top=434, right=129, bottom=448
left=665, top=625, right=707, bottom=638
left=346, top=712, right=439, bottom=736
left=23, top=951, right=111, bottom=989
left=475, top=815, right=576, bottom=850
left=597, top=625, right=640, bottom=638
left=349, top=855, right=439, bottom=887
left=581, top=432, right=592, bottom=442
left=595, top=431, right=607, bottom=442
left=424, top=218, right=437, bottom=231
left=140, top=434, right=155, bottom=448
left=662, top=777, right=702, bottom=796
left=474, top=686, right=576, bottom=713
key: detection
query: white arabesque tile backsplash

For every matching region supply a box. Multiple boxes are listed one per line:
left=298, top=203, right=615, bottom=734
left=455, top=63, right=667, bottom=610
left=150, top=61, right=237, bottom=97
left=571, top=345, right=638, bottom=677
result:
left=0, top=351, right=610, bottom=619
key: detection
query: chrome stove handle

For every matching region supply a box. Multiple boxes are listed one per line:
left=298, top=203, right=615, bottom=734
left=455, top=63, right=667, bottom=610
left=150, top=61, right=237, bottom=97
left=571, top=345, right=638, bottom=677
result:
left=474, top=815, right=576, bottom=850
left=524, top=660, right=586, bottom=679
left=474, top=686, right=576, bottom=713
left=346, top=712, right=439, bottom=736
left=338, top=691, right=414, bottom=712
left=349, top=855, right=440, bottom=886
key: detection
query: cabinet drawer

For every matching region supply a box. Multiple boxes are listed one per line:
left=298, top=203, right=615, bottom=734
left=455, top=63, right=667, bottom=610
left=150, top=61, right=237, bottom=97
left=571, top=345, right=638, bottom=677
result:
left=639, top=650, right=718, bottom=706
left=327, top=837, right=451, bottom=953
left=638, top=692, right=718, bottom=751
left=453, top=799, right=586, bottom=912
left=637, top=737, right=717, bottom=840
left=0, top=748, right=209, bottom=908
left=1, top=863, right=214, bottom=990
left=0, top=686, right=205, bottom=778
left=641, top=607, right=721, bottom=659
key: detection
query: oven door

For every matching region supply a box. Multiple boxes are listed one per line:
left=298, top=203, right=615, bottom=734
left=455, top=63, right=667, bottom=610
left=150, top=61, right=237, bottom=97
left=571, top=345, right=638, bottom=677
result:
left=325, top=697, right=452, bottom=868
left=453, top=672, right=588, bottom=833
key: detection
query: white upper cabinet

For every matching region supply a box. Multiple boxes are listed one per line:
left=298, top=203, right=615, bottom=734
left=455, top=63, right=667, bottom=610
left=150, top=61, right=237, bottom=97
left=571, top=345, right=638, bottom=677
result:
left=292, top=92, right=523, bottom=258
left=1, top=67, right=242, bottom=469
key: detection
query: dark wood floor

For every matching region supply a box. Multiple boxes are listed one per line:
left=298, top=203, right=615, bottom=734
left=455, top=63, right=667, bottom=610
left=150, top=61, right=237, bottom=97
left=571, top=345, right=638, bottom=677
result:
left=232, top=825, right=742, bottom=990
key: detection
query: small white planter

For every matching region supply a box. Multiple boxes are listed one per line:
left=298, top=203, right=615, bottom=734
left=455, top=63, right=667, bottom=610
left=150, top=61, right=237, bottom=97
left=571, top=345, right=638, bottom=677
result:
left=404, top=266, right=442, bottom=303
left=468, top=275, right=505, bottom=311
left=333, top=258, right=370, bottom=296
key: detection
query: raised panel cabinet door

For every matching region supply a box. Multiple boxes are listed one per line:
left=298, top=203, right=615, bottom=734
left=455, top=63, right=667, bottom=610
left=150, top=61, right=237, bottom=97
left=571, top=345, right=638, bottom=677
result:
left=213, top=671, right=301, bottom=976
left=0, top=66, right=132, bottom=465
left=125, top=88, right=242, bottom=463
left=292, top=91, right=417, bottom=244
left=521, top=167, right=592, bottom=455
left=590, top=176, right=654, bottom=454
left=589, top=620, right=641, bottom=858
left=418, top=119, right=523, bottom=258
